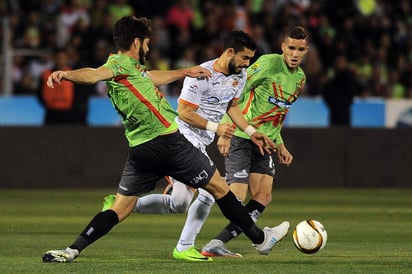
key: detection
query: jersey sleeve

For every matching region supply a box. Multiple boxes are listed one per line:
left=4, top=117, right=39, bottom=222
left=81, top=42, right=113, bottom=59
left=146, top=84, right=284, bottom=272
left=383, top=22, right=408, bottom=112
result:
left=178, top=76, right=208, bottom=107
left=102, top=57, right=124, bottom=77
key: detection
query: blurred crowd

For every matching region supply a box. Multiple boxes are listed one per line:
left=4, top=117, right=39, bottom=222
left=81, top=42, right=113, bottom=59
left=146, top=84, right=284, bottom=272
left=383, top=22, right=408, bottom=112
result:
left=1, top=0, right=412, bottom=98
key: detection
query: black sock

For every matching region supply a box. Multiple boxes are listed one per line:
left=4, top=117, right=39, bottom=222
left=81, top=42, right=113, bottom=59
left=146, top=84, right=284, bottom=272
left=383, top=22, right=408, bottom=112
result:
left=215, top=192, right=264, bottom=244
left=216, top=199, right=266, bottom=243
left=69, top=210, right=119, bottom=252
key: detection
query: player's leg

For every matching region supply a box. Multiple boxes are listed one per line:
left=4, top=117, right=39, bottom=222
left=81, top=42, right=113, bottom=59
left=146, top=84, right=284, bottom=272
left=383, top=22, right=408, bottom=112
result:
left=134, top=178, right=195, bottom=214
left=172, top=188, right=215, bottom=261
left=200, top=182, right=247, bottom=258
left=248, top=173, right=274, bottom=207
left=202, top=137, right=289, bottom=256
left=102, top=177, right=195, bottom=214
left=210, top=174, right=273, bottom=245
left=202, top=136, right=253, bottom=256
left=43, top=144, right=159, bottom=263
left=229, top=182, right=249, bottom=202
left=175, top=188, right=214, bottom=250
left=43, top=193, right=136, bottom=263
left=203, top=170, right=288, bottom=255
left=170, top=132, right=285, bottom=256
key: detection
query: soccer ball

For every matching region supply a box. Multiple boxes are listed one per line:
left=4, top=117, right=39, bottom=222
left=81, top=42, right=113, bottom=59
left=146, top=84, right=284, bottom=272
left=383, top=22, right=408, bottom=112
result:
left=292, top=220, right=327, bottom=254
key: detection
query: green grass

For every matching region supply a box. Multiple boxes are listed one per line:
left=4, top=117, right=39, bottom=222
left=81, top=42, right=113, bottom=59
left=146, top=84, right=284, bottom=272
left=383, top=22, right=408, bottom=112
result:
left=0, top=188, right=411, bottom=273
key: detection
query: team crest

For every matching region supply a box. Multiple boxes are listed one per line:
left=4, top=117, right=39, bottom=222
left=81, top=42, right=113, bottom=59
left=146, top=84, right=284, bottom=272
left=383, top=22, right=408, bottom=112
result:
left=251, top=63, right=259, bottom=70
left=189, top=84, right=198, bottom=93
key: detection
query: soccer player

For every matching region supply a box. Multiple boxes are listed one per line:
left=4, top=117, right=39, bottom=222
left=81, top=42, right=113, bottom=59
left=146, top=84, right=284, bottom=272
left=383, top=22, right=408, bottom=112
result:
left=102, top=29, right=289, bottom=262
left=42, top=16, right=281, bottom=263
left=201, top=26, right=309, bottom=257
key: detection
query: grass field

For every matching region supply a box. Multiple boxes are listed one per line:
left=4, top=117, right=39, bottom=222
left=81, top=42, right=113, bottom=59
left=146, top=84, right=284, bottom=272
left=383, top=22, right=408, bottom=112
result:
left=1, top=188, right=411, bottom=274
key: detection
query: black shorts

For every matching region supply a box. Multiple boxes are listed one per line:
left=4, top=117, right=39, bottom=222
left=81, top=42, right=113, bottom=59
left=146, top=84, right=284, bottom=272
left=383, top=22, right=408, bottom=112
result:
left=117, top=131, right=216, bottom=196
left=225, top=136, right=275, bottom=184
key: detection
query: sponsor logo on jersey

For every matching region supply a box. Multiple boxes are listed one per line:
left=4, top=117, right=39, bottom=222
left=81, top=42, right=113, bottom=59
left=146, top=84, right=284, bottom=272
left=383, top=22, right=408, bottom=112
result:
left=234, top=169, right=248, bottom=178
left=268, top=96, right=291, bottom=109
left=189, top=84, right=198, bottom=93
left=205, top=96, right=220, bottom=104
left=232, top=79, right=239, bottom=88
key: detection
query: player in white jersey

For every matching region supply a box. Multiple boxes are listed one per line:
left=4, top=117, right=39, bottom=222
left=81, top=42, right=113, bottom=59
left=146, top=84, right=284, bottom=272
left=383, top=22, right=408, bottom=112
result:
left=177, top=57, right=246, bottom=148
left=102, top=30, right=279, bottom=261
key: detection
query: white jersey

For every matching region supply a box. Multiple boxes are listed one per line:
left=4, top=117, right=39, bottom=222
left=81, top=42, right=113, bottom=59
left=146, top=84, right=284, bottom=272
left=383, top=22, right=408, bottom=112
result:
left=177, top=59, right=247, bottom=148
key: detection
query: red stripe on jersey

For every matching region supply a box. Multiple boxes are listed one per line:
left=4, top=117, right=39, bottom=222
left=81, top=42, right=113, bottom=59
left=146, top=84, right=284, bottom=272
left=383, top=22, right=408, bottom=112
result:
left=117, top=78, right=171, bottom=127
left=288, top=78, right=304, bottom=102
left=251, top=107, right=288, bottom=128
left=278, top=84, right=285, bottom=98
left=242, top=89, right=255, bottom=115
left=272, top=83, right=278, bottom=98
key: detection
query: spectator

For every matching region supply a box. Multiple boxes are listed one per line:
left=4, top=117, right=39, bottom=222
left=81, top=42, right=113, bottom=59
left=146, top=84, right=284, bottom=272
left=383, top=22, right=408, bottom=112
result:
left=2, top=0, right=412, bottom=101
left=107, top=0, right=134, bottom=24
left=56, top=0, right=90, bottom=48
left=322, top=55, right=359, bottom=127
left=37, top=48, right=90, bottom=125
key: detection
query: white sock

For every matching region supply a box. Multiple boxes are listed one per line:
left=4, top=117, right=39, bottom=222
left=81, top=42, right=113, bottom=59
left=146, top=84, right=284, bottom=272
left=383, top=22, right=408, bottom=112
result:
left=176, top=189, right=215, bottom=251
left=135, top=180, right=194, bottom=214
left=135, top=194, right=173, bottom=214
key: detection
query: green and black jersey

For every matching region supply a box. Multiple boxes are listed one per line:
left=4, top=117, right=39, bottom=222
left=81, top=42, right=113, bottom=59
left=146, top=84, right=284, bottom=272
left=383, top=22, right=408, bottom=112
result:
left=103, top=54, right=178, bottom=147
left=234, top=54, right=306, bottom=145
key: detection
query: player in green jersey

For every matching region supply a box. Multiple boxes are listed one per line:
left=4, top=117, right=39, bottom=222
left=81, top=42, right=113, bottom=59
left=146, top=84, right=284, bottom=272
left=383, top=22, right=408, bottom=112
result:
left=41, top=15, right=285, bottom=263
left=201, top=26, right=309, bottom=257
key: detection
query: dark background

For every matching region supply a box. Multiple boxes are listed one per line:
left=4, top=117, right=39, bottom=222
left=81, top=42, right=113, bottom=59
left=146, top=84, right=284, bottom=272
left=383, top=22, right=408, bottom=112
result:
left=1, top=127, right=410, bottom=189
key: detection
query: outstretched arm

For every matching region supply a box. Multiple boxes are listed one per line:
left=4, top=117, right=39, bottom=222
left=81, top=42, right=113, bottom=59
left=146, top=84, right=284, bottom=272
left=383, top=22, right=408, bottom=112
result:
left=47, top=66, right=113, bottom=88
left=148, top=65, right=211, bottom=86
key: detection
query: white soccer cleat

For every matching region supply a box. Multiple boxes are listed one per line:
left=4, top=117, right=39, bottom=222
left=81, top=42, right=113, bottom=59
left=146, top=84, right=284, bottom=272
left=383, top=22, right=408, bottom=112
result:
left=42, top=247, right=79, bottom=263
left=201, top=239, right=242, bottom=258
left=254, top=221, right=290, bottom=255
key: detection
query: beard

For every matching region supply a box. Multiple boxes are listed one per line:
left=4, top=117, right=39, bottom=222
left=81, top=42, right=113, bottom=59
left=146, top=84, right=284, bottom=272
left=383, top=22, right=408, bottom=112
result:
left=228, top=58, right=242, bottom=75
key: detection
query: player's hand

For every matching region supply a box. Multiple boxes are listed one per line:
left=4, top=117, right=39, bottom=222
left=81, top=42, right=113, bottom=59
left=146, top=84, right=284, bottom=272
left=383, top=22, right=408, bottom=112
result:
left=216, top=123, right=235, bottom=139
left=250, top=132, right=276, bottom=156
left=185, top=65, right=211, bottom=79
left=217, top=136, right=231, bottom=157
left=47, top=71, right=67, bottom=88
left=277, top=143, right=293, bottom=166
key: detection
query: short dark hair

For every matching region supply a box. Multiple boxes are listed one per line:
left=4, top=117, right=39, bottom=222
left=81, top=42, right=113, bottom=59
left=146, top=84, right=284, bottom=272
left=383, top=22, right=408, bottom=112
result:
left=223, top=30, right=257, bottom=53
left=285, top=26, right=310, bottom=42
left=113, top=16, right=152, bottom=51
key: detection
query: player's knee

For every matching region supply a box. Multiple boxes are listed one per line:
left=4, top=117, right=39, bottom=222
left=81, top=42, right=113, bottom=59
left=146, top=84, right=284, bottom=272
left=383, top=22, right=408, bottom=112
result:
left=197, top=190, right=215, bottom=207
left=253, top=192, right=272, bottom=206
left=170, top=198, right=191, bottom=213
